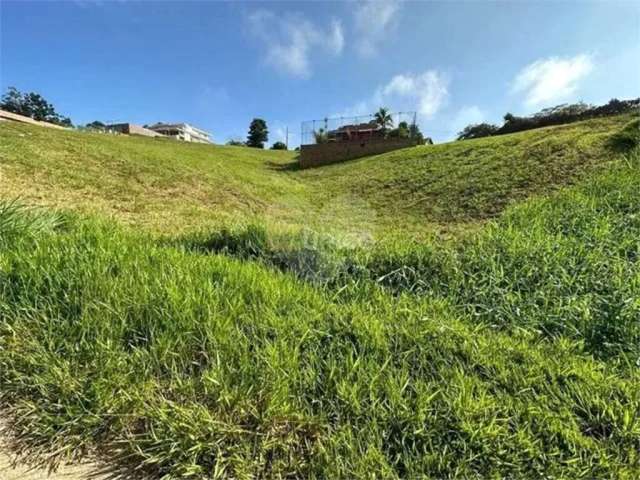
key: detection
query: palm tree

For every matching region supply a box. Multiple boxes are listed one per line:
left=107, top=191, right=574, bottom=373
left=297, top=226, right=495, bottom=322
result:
left=373, top=107, right=393, bottom=131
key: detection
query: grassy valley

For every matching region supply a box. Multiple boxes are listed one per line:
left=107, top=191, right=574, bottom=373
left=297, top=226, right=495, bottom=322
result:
left=0, top=115, right=639, bottom=478
left=1, top=113, right=632, bottom=237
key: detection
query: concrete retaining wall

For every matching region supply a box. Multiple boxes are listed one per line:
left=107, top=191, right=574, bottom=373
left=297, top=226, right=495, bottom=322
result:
left=107, top=123, right=164, bottom=138
left=0, top=109, right=68, bottom=130
left=300, top=137, right=416, bottom=168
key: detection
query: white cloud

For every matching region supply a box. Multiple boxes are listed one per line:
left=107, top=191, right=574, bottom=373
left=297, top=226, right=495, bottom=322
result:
left=274, top=126, right=286, bottom=142
left=335, top=70, right=449, bottom=123
left=512, top=54, right=594, bottom=107
left=268, top=123, right=299, bottom=149
left=247, top=10, right=344, bottom=78
left=377, top=71, right=449, bottom=117
left=328, top=19, right=345, bottom=55
left=354, top=0, right=401, bottom=57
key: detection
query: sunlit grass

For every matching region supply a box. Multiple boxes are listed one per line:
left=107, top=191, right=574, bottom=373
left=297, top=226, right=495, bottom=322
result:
left=1, top=144, right=639, bottom=477
left=1, top=115, right=639, bottom=477
left=0, top=114, right=634, bottom=237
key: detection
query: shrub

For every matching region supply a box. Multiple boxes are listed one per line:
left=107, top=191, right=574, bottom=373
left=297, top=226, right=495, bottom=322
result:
left=457, top=123, right=500, bottom=140
left=271, top=141, right=287, bottom=150
left=457, top=98, right=639, bottom=141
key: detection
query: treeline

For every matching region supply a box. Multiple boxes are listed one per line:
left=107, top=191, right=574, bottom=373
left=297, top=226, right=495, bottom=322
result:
left=457, top=98, right=640, bottom=140
left=1, top=86, right=72, bottom=127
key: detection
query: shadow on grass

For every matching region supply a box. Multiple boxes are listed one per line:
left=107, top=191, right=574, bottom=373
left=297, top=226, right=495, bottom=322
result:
left=265, top=158, right=302, bottom=172
left=606, top=117, right=639, bottom=153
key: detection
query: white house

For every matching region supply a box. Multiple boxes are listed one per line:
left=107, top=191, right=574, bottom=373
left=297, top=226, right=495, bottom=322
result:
left=148, top=123, right=212, bottom=144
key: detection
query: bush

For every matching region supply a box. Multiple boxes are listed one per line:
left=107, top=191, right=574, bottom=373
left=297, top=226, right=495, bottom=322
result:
left=457, top=123, right=500, bottom=140
left=457, top=98, right=639, bottom=141
left=271, top=141, right=287, bottom=150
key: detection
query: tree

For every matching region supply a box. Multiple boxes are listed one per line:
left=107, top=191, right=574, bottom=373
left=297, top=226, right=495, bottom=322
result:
left=0, top=86, right=72, bottom=127
left=271, top=141, right=287, bottom=150
left=503, top=113, right=516, bottom=124
left=226, top=138, right=246, bottom=146
left=387, top=121, right=427, bottom=144
left=373, top=107, right=393, bottom=132
left=85, top=120, right=106, bottom=130
left=459, top=97, right=639, bottom=140
left=457, top=123, right=500, bottom=141
left=57, top=116, right=73, bottom=127
left=247, top=118, right=268, bottom=148
left=313, top=128, right=328, bottom=144
left=389, top=121, right=410, bottom=138
left=409, top=123, right=425, bottom=144
left=1, top=87, right=23, bottom=114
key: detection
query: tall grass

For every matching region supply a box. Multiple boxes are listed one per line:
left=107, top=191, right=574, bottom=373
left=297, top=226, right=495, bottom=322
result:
left=365, top=149, right=640, bottom=360
left=1, top=152, right=639, bottom=477
left=173, top=149, right=640, bottom=361
left=0, top=200, right=65, bottom=242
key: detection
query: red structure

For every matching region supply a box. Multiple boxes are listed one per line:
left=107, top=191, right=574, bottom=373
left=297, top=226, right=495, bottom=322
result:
left=327, top=121, right=384, bottom=142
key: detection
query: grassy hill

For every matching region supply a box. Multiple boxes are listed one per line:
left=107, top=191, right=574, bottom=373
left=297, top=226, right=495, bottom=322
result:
left=1, top=113, right=633, bottom=237
left=0, top=114, right=639, bottom=478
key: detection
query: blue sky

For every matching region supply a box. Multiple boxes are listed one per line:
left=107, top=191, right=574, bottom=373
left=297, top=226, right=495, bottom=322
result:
left=1, top=0, right=638, bottom=145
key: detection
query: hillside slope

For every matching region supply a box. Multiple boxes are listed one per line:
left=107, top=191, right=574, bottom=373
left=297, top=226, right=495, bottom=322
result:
left=300, top=114, right=632, bottom=225
left=0, top=149, right=638, bottom=478
left=0, top=113, right=634, bottom=236
left=0, top=115, right=638, bottom=477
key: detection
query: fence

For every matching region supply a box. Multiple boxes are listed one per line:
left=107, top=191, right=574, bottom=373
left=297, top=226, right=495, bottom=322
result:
left=300, top=111, right=418, bottom=146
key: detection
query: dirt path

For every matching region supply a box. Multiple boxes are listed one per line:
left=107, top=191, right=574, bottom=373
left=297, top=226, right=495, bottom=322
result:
left=0, top=451, right=105, bottom=480
left=0, top=418, right=107, bottom=480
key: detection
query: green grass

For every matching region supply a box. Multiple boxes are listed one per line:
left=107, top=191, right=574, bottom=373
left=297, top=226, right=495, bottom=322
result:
left=0, top=116, right=639, bottom=478
left=0, top=113, right=633, bottom=237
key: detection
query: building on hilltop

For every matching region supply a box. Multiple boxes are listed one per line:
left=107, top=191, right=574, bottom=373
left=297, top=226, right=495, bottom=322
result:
left=299, top=111, right=419, bottom=168
left=147, top=123, right=212, bottom=144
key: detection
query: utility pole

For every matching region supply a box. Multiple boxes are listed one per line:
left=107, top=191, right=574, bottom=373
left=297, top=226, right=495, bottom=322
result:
left=285, top=126, right=289, bottom=150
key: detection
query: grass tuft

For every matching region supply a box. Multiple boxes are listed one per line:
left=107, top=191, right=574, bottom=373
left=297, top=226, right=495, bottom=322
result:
left=0, top=200, right=66, bottom=244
